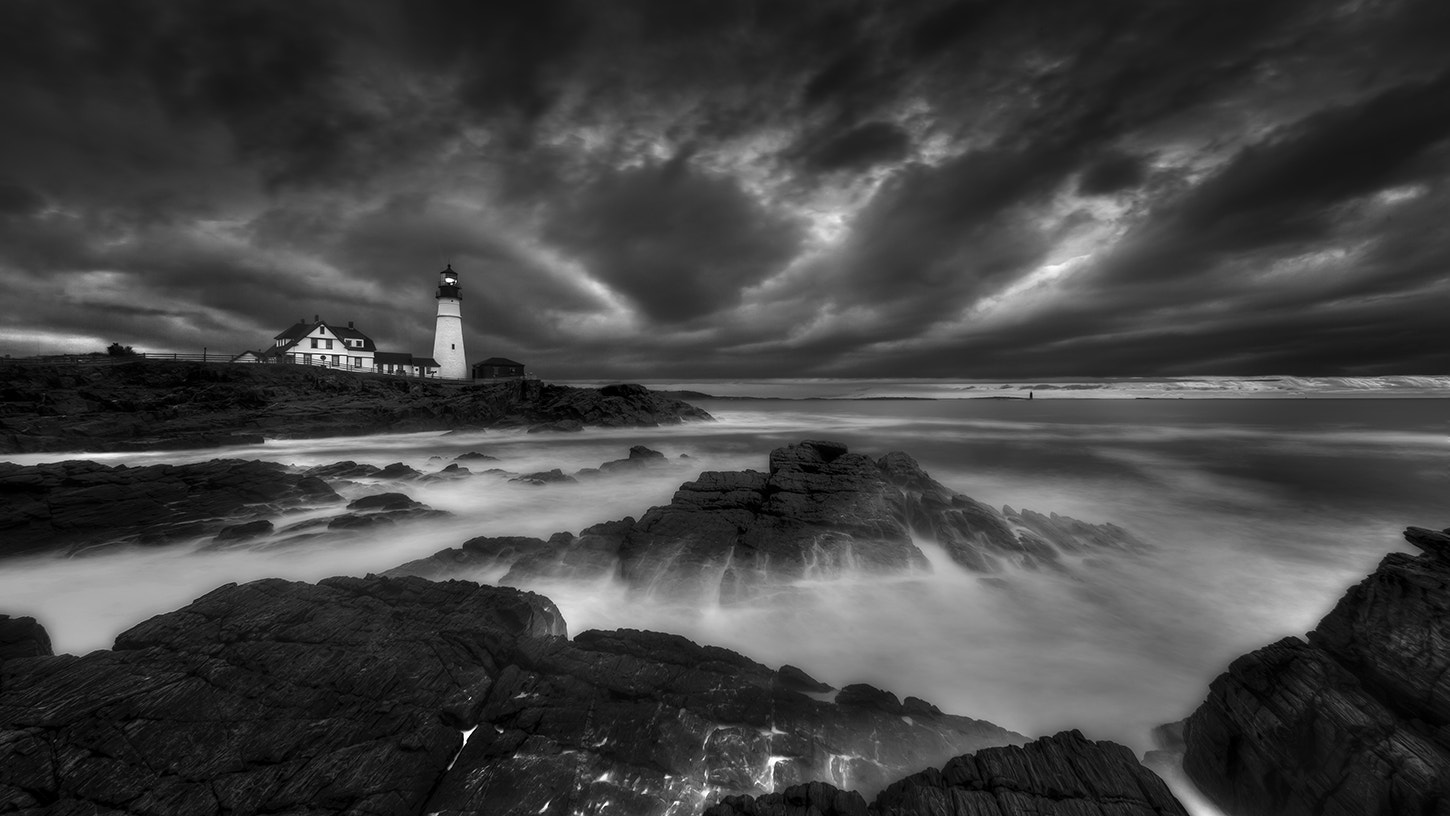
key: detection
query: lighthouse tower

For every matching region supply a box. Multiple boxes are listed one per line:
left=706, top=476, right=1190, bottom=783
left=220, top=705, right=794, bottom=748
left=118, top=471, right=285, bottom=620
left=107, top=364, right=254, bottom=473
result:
left=432, top=263, right=467, bottom=379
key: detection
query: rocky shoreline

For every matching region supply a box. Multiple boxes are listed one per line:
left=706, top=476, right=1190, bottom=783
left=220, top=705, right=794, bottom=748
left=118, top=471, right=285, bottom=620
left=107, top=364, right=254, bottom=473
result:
left=0, top=360, right=712, bottom=454
left=0, top=574, right=1194, bottom=816
left=4, top=421, right=1447, bottom=813
left=1178, top=525, right=1450, bottom=815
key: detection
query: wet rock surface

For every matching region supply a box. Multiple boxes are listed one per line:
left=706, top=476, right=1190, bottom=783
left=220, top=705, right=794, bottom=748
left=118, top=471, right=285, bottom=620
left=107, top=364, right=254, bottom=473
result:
left=0, top=576, right=565, bottom=816
left=391, top=441, right=1146, bottom=599
left=0, top=361, right=712, bottom=454
left=1181, top=526, right=1450, bottom=816
left=0, top=615, right=52, bottom=662
left=0, top=458, right=341, bottom=558
left=704, top=730, right=1188, bottom=816
left=0, top=458, right=464, bottom=560
left=0, top=576, right=1024, bottom=816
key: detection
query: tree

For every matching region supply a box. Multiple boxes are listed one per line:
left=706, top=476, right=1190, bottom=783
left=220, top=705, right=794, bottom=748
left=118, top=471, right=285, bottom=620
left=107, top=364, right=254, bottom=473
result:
left=106, top=342, right=137, bottom=357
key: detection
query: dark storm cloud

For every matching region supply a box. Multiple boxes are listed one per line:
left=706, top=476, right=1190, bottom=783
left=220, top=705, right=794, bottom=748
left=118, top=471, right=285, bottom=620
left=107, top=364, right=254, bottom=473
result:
left=1078, top=153, right=1147, bottom=197
left=546, top=158, right=804, bottom=323
left=2, top=0, right=1448, bottom=376
left=795, top=122, right=912, bottom=173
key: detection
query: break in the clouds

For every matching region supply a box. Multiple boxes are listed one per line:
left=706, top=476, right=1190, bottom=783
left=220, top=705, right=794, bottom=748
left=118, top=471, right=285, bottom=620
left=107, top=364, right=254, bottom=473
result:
left=2, top=0, right=1448, bottom=378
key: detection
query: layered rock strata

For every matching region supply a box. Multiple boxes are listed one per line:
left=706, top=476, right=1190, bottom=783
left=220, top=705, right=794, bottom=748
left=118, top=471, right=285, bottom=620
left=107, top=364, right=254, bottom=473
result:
left=0, top=459, right=341, bottom=558
left=1181, top=526, right=1450, bottom=815
left=391, top=440, right=1146, bottom=600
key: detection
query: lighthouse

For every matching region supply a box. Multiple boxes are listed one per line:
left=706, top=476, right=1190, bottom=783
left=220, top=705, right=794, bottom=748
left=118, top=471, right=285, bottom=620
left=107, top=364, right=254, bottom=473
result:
left=432, top=263, right=467, bottom=379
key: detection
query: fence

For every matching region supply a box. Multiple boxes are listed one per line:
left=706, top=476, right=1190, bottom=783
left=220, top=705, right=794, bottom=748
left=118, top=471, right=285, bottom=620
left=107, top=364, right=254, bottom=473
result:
left=3, top=351, right=220, bottom=366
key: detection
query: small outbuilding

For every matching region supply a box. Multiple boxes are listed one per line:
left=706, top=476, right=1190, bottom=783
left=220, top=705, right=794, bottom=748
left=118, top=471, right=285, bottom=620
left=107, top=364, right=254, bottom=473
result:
left=472, top=357, right=526, bottom=380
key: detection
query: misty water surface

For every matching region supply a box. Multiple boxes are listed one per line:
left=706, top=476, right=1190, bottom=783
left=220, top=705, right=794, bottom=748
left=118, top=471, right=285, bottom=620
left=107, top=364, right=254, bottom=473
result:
left=3, top=396, right=1446, bottom=814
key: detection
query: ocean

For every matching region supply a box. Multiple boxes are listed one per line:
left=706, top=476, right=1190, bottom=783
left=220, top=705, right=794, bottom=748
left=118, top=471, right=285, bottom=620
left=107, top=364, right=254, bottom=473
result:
left=3, top=386, right=1447, bottom=815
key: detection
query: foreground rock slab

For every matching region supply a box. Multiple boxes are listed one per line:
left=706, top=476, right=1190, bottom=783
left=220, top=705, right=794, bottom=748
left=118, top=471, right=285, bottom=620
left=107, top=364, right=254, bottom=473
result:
left=0, top=576, right=1025, bottom=816
left=704, top=730, right=1188, bottom=816
left=0, top=576, right=564, bottom=815
left=0, top=458, right=341, bottom=558
left=392, top=440, right=1146, bottom=600
left=1181, top=526, right=1450, bottom=816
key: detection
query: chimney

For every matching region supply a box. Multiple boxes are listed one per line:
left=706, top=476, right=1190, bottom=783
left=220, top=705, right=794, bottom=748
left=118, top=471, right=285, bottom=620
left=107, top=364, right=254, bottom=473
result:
left=313, top=314, right=319, bottom=323
left=348, top=321, right=354, bottom=328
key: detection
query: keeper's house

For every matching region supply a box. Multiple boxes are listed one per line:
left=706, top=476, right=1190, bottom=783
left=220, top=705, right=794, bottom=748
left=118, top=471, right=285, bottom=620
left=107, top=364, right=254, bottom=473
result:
left=238, top=316, right=440, bottom=378
left=472, top=357, right=526, bottom=379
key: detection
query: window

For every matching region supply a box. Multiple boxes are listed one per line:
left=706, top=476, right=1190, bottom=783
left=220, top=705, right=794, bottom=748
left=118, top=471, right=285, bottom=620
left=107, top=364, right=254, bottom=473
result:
left=451, top=343, right=455, bottom=349
left=310, top=338, right=318, bottom=348
left=324, top=339, right=333, bottom=350
left=332, top=355, right=340, bottom=366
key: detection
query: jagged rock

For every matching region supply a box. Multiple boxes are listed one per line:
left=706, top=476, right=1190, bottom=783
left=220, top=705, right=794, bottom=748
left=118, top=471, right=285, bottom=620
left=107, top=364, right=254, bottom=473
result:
left=0, top=576, right=1021, bottom=816
left=392, top=441, right=1145, bottom=601
left=0, top=362, right=712, bottom=454
left=509, top=468, right=577, bottom=485
left=705, top=730, right=1187, bottom=816
left=454, top=451, right=498, bottom=462
left=377, top=461, right=423, bottom=480
left=777, top=664, right=833, bottom=694
left=1181, top=526, right=1450, bottom=816
left=0, top=577, right=564, bottom=815
left=598, top=444, right=668, bottom=472
left=0, top=615, right=51, bottom=661
left=0, top=459, right=343, bottom=559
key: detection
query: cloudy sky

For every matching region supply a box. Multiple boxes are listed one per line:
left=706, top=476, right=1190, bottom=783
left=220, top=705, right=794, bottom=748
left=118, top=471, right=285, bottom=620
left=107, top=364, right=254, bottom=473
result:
left=2, top=0, right=1448, bottom=379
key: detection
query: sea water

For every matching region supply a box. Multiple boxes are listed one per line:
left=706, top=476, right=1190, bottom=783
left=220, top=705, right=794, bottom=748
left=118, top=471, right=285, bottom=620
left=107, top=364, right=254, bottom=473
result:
left=2, top=392, right=1447, bottom=814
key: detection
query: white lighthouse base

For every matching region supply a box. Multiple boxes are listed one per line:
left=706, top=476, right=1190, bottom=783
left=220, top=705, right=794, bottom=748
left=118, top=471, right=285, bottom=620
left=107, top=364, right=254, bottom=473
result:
left=433, top=299, right=466, bottom=379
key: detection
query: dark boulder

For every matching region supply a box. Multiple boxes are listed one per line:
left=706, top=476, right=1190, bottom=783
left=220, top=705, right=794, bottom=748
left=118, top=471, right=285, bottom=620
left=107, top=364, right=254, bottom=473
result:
left=1181, top=526, right=1450, bottom=816
left=348, top=492, right=424, bottom=511
left=454, top=451, right=498, bottom=462
left=0, top=615, right=52, bottom=661
left=377, top=461, right=422, bottom=480
left=597, top=444, right=669, bottom=472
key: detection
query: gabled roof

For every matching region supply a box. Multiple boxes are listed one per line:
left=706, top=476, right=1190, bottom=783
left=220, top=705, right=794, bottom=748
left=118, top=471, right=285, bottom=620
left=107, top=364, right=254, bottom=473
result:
left=274, top=320, right=377, bottom=351
left=273, top=321, right=314, bottom=341
left=413, top=357, right=440, bottom=368
left=329, top=324, right=376, bottom=351
left=477, top=357, right=524, bottom=367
